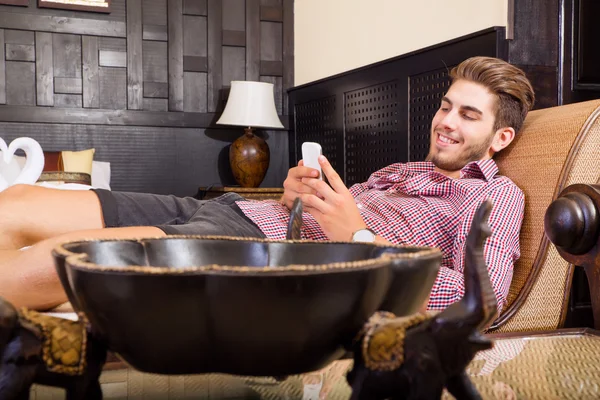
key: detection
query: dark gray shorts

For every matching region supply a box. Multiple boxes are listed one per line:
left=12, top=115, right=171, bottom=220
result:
left=92, top=189, right=266, bottom=238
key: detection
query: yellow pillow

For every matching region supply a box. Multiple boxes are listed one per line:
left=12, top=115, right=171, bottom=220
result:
left=61, top=148, right=95, bottom=175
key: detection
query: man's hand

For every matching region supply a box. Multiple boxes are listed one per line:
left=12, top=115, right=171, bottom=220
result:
left=280, top=160, right=320, bottom=210
left=300, top=155, right=367, bottom=241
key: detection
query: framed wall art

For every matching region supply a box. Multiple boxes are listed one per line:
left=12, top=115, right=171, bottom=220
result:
left=38, top=0, right=110, bottom=13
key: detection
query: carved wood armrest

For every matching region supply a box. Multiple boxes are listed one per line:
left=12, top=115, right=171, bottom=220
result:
left=545, top=184, right=600, bottom=328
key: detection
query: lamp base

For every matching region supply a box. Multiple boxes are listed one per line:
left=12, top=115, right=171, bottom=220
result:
left=229, top=127, right=270, bottom=188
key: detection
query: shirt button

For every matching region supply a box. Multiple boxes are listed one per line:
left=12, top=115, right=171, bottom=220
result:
left=357, top=203, right=363, bottom=209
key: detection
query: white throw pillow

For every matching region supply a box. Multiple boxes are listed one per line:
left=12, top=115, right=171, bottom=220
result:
left=91, top=161, right=111, bottom=190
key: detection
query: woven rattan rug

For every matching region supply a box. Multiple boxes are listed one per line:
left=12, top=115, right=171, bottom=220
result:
left=31, top=334, right=600, bottom=399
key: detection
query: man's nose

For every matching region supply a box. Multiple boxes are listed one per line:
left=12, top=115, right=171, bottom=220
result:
left=439, top=110, right=458, bottom=130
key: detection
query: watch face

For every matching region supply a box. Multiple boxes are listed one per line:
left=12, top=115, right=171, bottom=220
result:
left=353, top=229, right=375, bottom=242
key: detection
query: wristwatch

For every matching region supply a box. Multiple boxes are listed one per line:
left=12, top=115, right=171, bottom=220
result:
left=351, top=228, right=376, bottom=243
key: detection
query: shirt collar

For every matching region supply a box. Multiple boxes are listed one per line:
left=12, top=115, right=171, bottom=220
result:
left=404, top=159, right=499, bottom=181
left=369, top=159, right=499, bottom=187
left=459, top=159, right=499, bottom=181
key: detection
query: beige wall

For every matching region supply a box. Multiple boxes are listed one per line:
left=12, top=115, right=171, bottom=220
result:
left=294, top=0, right=508, bottom=86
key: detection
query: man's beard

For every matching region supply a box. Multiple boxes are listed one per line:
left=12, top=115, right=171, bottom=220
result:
left=425, top=132, right=494, bottom=172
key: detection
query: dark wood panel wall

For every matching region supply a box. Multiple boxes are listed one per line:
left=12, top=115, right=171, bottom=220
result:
left=0, top=0, right=294, bottom=195
left=509, top=0, right=600, bottom=108
left=0, top=0, right=293, bottom=113
left=508, top=0, right=560, bottom=109
left=561, top=0, right=600, bottom=104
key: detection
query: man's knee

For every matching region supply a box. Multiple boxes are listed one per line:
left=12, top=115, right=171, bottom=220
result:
left=0, top=184, right=34, bottom=224
left=0, top=185, right=35, bottom=234
left=0, top=184, right=49, bottom=222
left=0, top=185, right=39, bottom=248
left=0, top=184, right=35, bottom=203
left=0, top=184, right=104, bottom=248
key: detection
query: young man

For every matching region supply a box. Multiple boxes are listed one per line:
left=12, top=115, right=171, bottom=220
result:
left=0, top=57, right=534, bottom=313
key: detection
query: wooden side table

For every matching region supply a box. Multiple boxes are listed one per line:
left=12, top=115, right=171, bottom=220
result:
left=195, top=186, right=284, bottom=201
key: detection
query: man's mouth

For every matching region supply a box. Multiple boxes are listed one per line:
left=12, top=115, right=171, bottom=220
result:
left=436, top=132, right=459, bottom=145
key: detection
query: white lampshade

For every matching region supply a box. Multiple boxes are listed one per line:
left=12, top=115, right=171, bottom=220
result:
left=216, top=81, right=284, bottom=129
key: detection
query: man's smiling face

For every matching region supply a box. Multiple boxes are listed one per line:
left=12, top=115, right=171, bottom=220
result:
left=426, top=79, right=499, bottom=177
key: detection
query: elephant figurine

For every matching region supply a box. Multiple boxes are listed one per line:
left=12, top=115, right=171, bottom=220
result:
left=0, top=299, right=107, bottom=400
left=347, top=200, right=498, bottom=400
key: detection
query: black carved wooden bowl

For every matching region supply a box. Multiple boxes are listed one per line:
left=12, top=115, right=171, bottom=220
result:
left=52, top=236, right=441, bottom=376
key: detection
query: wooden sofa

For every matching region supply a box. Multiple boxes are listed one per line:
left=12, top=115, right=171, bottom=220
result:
left=30, top=99, right=600, bottom=398
left=488, top=99, right=600, bottom=333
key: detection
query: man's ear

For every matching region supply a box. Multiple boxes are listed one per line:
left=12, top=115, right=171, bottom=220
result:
left=490, top=127, right=516, bottom=153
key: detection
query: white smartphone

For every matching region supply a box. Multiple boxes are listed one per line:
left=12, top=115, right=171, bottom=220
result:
left=301, top=142, right=323, bottom=180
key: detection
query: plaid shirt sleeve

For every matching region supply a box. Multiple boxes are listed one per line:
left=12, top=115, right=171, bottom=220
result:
left=426, top=181, right=525, bottom=313
left=348, top=181, right=370, bottom=197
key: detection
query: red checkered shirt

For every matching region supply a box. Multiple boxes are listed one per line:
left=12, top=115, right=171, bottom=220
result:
left=237, top=159, right=524, bottom=313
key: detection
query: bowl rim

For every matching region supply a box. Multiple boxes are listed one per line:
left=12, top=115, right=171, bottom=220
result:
left=53, top=235, right=442, bottom=275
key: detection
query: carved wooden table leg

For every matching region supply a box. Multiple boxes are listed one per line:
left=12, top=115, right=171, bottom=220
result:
left=0, top=297, right=107, bottom=400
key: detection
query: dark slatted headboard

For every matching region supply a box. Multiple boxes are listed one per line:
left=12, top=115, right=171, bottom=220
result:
left=288, top=27, right=508, bottom=186
left=0, top=121, right=288, bottom=197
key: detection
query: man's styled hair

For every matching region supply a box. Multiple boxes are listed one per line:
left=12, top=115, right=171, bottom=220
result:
left=450, top=57, right=535, bottom=134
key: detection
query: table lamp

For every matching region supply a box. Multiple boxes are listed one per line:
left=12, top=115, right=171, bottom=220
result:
left=216, top=81, right=284, bottom=188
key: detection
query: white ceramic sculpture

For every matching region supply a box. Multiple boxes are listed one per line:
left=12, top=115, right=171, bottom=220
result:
left=0, top=137, right=45, bottom=192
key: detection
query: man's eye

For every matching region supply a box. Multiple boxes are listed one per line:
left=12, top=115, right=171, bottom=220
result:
left=440, top=107, right=449, bottom=112
left=463, top=114, right=476, bottom=121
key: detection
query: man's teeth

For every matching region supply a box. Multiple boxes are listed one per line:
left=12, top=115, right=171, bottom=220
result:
left=439, top=134, right=458, bottom=144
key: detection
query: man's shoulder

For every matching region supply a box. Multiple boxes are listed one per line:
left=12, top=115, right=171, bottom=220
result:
left=490, top=174, right=522, bottom=190
left=487, top=174, right=525, bottom=202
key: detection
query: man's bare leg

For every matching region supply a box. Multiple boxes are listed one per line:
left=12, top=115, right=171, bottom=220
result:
left=0, top=184, right=105, bottom=250
left=0, top=226, right=165, bottom=310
